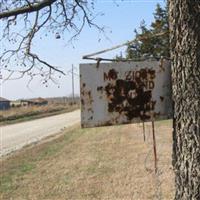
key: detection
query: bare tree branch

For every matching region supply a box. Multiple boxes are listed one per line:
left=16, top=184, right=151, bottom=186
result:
left=0, top=0, right=56, bottom=19
left=0, top=0, right=103, bottom=83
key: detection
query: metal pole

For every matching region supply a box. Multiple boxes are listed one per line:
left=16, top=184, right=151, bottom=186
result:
left=72, top=64, right=75, bottom=104
left=142, top=121, right=146, bottom=142
left=152, top=120, right=158, bottom=173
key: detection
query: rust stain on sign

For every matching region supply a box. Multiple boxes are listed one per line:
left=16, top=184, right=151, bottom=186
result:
left=80, top=60, right=172, bottom=128
left=104, top=68, right=156, bottom=121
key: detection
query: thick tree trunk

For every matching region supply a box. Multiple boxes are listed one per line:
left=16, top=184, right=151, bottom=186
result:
left=168, top=0, right=200, bottom=199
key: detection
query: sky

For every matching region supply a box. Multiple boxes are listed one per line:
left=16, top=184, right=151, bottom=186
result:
left=1, top=0, right=166, bottom=100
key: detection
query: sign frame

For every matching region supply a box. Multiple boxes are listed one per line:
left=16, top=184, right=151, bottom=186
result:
left=80, top=60, right=172, bottom=128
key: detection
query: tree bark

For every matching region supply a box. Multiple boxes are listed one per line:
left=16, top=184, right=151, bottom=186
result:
left=169, top=0, right=200, bottom=199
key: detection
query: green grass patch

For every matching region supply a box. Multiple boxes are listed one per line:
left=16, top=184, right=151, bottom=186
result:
left=18, top=162, right=35, bottom=174
left=0, top=162, right=35, bottom=193
left=0, top=175, right=13, bottom=193
left=36, top=142, right=65, bottom=161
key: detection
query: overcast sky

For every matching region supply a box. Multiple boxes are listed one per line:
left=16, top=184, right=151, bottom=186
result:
left=1, top=0, right=165, bottom=100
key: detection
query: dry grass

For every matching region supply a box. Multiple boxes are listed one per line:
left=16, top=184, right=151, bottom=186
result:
left=0, top=120, right=174, bottom=200
left=0, top=103, right=79, bottom=125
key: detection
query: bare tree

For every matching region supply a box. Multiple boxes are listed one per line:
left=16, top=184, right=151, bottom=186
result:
left=0, top=0, right=103, bottom=84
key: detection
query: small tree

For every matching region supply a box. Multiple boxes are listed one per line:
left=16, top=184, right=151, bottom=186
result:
left=126, top=4, right=169, bottom=59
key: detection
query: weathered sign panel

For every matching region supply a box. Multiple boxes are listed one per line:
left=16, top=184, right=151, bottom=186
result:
left=80, top=60, right=172, bottom=128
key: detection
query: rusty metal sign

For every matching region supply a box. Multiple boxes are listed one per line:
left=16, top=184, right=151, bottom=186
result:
left=80, top=60, right=172, bottom=128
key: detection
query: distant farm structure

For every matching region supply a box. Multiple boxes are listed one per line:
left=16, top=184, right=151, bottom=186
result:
left=11, top=98, right=48, bottom=107
left=10, top=96, right=80, bottom=108
left=0, top=97, right=11, bottom=110
left=25, top=98, right=48, bottom=106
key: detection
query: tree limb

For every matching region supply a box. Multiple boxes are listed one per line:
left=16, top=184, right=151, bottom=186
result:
left=0, top=0, right=103, bottom=83
left=0, top=0, right=56, bottom=19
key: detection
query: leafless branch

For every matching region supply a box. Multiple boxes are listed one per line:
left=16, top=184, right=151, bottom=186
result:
left=0, top=0, right=56, bottom=19
left=0, top=0, right=103, bottom=83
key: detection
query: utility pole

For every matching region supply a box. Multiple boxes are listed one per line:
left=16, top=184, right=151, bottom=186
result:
left=72, top=64, right=75, bottom=104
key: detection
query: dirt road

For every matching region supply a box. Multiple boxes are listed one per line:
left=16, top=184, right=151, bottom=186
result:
left=0, top=110, right=80, bottom=157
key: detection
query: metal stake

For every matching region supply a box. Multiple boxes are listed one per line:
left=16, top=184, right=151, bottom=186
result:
left=152, top=119, right=158, bottom=173
left=142, top=121, right=146, bottom=142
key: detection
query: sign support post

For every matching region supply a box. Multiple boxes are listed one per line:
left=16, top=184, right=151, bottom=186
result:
left=152, top=119, right=158, bottom=173
left=142, top=121, right=146, bottom=142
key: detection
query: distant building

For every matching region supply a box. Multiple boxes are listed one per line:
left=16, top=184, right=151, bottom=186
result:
left=31, top=97, right=48, bottom=106
left=21, top=98, right=48, bottom=106
left=11, top=100, right=22, bottom=107
left=0, top=97, right=10, bottom=110
left=20, top=99, right=32, bottom=106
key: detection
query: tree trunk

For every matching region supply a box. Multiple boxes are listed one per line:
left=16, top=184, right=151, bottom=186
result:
left=168, top=0, right=200, bottom=199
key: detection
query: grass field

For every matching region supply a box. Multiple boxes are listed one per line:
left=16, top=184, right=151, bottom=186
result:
left=0, top=103, right=79, bottom=126
left=0, top=121, right=174, bottom=200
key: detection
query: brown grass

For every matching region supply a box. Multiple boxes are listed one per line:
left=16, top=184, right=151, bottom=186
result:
left=0, top=120, right=174, bottom=200
left=0, top=103, right=79, bottom=126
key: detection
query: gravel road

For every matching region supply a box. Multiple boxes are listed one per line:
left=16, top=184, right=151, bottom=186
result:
left=0, top=110, right=80, bottom=157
